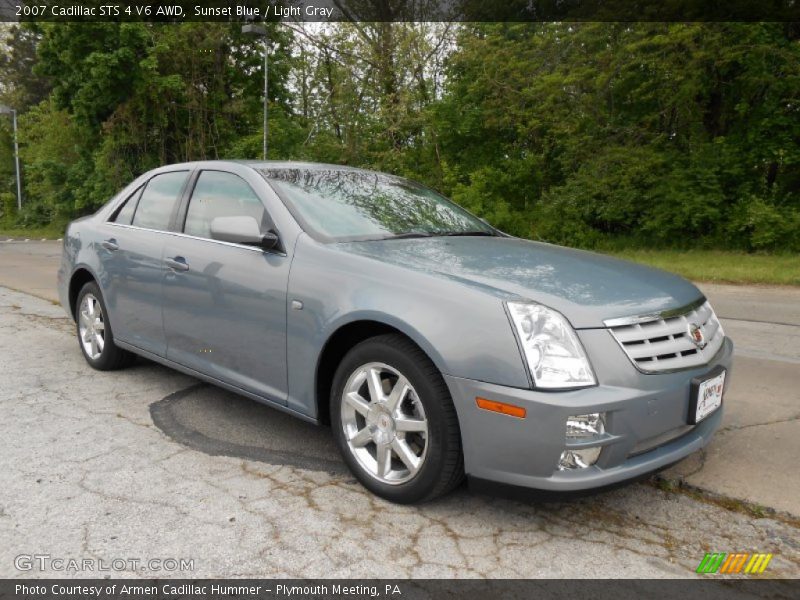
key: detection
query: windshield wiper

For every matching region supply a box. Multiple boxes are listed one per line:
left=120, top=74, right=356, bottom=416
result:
left=378, top=232, right=434, bottom=240
left=437, top=231, right=496, bottom=237
left=373, top=230, right=495, bottom=241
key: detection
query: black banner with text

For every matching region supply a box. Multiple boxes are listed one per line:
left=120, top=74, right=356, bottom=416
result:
left=2, top=579, right=800, bottom=600
left=2, top=0, right=800, bottom=23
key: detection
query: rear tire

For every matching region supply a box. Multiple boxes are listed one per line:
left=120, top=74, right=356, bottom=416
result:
left=331, top=334, right=464, bottom=503
left=75, top=281, right=134, bottom=370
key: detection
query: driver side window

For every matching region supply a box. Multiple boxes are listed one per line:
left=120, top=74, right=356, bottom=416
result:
left=183, top=171, right=268, bottom=240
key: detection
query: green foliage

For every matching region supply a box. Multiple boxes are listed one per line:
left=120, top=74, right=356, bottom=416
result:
left=2, top=21, right=296, bottom=215
left=0, top=192, right=15, bottom=226
left=730, top=196, right=800, bottom=251
left=0, top=21, right=799, bottom=254
left=15, top=201, right=53, bottom=228
left=435, top=23, right=800, bottom=251
left=443, top=162, right=533, bottom=238
left=17, top=99, right=85, bottom=217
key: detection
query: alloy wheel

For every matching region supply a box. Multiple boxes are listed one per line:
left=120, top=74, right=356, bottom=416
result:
left=78, top=293, right=105, bottom=360
left=340, top=362, right=429, bottom=485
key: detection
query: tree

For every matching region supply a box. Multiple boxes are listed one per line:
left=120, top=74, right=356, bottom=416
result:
left=284, top=21, right=452, bottom=182
left=433, top=23, right=800, bottom=250
left=14, top=21, right=299, bottom=213
left=2, top=20, right=798, bottom=251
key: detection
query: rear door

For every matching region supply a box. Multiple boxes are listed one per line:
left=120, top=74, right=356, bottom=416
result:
left=161, top=169, right=289, bottom=404
left=102, top=170, right=189, bottom=356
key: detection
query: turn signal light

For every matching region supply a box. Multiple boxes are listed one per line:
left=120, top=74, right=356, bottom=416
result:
left=476, top=397, right=526, bottom=419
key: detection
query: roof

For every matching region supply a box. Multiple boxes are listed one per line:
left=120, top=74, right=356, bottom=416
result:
left=234, top=160, right=372, bottom=173
left=146, top=159, right=397, bottom=180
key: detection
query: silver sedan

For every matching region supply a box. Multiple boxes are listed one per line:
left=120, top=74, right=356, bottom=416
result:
left=58, top=161, right=733, bottom=503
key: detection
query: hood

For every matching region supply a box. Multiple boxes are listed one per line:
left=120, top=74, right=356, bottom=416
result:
left=337, top=236, right=702, bottom=329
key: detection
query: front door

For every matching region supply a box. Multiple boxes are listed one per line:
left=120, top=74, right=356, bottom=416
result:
left=161, top=170, right=289, bottom=404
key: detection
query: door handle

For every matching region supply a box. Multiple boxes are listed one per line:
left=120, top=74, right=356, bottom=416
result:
left=165, top=256, right=189, bottom=272
left=101, top=238, right=119, bottom=251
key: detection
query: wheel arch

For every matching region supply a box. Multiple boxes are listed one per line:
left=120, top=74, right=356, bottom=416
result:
left=314, top=318, right=447, bottom=425
left=68, top=266, right=99, bottom=319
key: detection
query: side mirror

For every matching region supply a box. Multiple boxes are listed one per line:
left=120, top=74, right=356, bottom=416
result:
left=209, top=216, right=279, bottom=250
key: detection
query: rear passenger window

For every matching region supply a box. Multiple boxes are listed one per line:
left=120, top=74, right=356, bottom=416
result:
left=183, top=171, right=268, bottom=239
left=111, top=187, right=142, bottom=225
left=131, top=171, right=189, bottom=231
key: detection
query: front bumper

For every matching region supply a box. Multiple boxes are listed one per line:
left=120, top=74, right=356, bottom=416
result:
left=445, top=336, right=733, bottom=492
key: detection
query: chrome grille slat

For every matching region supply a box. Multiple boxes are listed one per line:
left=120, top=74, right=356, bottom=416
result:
left=625, top=336, right=698, bottom=360
left=704, top=316, right=720, bottom=340
left=642, top=355, right=698, bottom=370
left=606, top=300, right=725, bottom=373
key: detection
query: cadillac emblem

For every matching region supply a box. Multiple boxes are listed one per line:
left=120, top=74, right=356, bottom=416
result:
left=688, top=323, right=707, bottom=349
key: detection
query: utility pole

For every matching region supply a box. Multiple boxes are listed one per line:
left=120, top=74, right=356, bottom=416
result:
left=0, top=105, right=22, bottom=210
left=242, top=23, right=269, bottom=160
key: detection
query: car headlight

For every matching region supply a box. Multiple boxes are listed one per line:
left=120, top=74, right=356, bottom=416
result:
left=506, top=301, right=596, bottom=389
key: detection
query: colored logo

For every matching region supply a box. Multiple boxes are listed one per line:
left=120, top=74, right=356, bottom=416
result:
left=696, top=553, right=773, bottom=574
left=688, top=323, right=707, bottom=349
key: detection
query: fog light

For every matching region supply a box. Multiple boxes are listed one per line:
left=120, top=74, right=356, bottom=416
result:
left=558, top=413, right=605, bottom=470
left=559, top=448, right=602, bottom=470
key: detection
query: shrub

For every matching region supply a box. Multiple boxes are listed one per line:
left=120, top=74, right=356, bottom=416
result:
left=730, top=196, right=800, bottom=252
left=0, top=192, right=16, bottom=227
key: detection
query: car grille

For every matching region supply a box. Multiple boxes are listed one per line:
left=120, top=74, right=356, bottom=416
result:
left=605, top=300, right=725, bottom=373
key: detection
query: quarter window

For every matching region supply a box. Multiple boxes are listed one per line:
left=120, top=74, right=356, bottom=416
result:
left=184, top=171, right=268, bottom=240
left=111, top=186, right=143, bottom=225
left=131, top=171, right=189, bottom=231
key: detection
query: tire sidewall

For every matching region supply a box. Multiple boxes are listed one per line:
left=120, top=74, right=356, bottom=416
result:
left=331, top=338, right=455, bottom=503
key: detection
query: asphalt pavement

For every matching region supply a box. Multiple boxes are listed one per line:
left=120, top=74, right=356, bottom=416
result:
left=661, top=283, right=800, bottom=516
left=0, top=240, right=797, bottom=578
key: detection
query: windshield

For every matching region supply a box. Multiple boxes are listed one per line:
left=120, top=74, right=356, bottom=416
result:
left=260, top=168, right=495, bottom=242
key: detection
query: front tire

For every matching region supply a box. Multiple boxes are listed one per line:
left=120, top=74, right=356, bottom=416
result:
left=331, top=334, right=464, bottom=503
left=75, top=281, right=134, bottom=370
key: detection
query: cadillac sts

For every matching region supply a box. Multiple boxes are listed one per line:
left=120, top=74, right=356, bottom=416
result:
left=57, top=161, right=733, bottom=503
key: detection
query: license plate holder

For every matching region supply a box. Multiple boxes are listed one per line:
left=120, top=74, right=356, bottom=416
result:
left=688, top=366, right=726, bottom=424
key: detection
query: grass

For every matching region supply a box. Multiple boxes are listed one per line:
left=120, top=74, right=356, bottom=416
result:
left=607, top=249, right=800, bottom=286
left=648, top=475, right=800, bottom=527
left=0, top=223, right=67, bottom=240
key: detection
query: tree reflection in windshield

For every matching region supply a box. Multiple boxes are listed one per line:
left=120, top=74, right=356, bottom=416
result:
left=261, top=168, right=494, bottom=241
